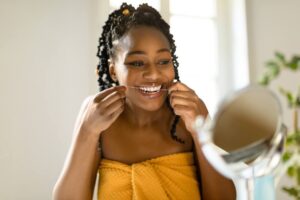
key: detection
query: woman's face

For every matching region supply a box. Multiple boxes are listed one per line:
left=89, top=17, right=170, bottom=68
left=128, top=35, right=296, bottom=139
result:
left=110, top=26, right=175, bottom=111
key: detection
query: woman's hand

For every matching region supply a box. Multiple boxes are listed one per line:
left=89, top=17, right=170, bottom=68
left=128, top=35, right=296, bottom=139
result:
left=53, top=86, right=126, bottom=200
left=78, top=86, right=126, bottom=136
left=168, top=82, right=208, bottom=135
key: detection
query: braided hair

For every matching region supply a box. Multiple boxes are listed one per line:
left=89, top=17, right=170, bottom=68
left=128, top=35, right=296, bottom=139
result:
left=96, top=3, right=184, bottom=143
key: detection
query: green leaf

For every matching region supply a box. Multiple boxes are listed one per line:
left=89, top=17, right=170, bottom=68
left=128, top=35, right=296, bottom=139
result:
left=297, top=167, right=300, bottom=185
left=288, top=166, right=296, bottom=177
left=266, top=61, right=280, bottom=68
left=295, top=132, right=300, bottom=145
left=288, top=56, right=300, bottom=70
left=259, top=75, right=270, bottom=85
left=288, top=62, right=298, bottom=70
left=297, top=96, right=300, bottom=107
left=266, top=62, right=280, bottom=77
left=282, top=187, right=299, bottom=197
left=297, top=88, right=300, bottom=107
left=279, top=88, right=295, bottom=107
left=286, top=134, right=296, bottom=145
left=275, top=52, right=286, bottom=64
left=287, top=92, right=294, bottom=104
left=282, top=151, right=293, bottom=162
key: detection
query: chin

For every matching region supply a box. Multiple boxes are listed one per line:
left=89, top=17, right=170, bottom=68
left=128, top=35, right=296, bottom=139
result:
left=127, top=97, right=168, bottom=112
left=125, top=88, right=169, bottom=111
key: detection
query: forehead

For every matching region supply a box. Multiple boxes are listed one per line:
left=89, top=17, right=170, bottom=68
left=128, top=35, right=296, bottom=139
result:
left=117, top=26, right=171, bottom=52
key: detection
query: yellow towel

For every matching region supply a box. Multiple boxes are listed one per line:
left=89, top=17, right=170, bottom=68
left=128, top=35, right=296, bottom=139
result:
left=98, top=152, right=201, bottom=200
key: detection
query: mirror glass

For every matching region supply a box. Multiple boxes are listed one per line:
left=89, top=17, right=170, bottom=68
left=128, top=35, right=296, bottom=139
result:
left=213, top=87, right=280, bottom=154
left=197, top=86, right=286, bottom=200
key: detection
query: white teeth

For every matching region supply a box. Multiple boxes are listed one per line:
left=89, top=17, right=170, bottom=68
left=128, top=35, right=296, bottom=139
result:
left=140, top=85, right=162, bottom=92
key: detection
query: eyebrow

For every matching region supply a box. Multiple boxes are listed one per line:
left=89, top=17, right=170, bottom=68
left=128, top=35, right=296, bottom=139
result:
left=126, top=48, right=171, bottom=56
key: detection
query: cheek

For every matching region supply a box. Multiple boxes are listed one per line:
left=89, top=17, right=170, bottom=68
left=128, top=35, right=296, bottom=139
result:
left=117, top=69, right=140, bottom=88
left=171, top=67, right=176, bottom=79
left=165, top=66, right=176, bottom=81
left=115, top=65, right=129, bottom=84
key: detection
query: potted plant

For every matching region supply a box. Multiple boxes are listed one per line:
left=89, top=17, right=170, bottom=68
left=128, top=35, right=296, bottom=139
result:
left=259, top=52, right=300, bottom=199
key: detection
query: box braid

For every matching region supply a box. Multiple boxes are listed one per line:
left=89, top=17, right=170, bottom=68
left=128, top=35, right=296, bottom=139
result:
left=96, top=3, right=184, bottom=144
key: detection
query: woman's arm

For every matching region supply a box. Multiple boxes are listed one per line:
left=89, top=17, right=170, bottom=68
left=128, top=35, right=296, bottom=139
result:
left=188, top=109, right=236, bottom=199
left=192, top=132, right=236, bottom=200
left=169, top=82, right=236, bottom=200
left=53, top=129, right=101, bottom=200
left=53, top=97, right=101, bottom=200
left=53, top=86, right=126, bottom=200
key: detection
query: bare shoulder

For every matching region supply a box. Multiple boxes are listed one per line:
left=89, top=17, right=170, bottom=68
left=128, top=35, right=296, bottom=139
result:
left=72, top=95, right=94, bottom=137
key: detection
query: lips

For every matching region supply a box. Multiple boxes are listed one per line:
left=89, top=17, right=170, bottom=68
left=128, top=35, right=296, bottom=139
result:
left=134, top=84, right=167, bottom=99
left=139, top=85, right=162, bottom=93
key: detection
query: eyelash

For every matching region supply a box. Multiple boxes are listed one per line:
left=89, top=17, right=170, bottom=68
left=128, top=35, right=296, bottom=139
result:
left=127, top=61, right=145, bottom=67
left=158, top=59, right=171, bottom=65
left=126, top=59, right=171, bottom=68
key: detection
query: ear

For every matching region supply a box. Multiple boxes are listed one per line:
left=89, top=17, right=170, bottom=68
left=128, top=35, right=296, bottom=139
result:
left=109, top=62, right=118, bottom=82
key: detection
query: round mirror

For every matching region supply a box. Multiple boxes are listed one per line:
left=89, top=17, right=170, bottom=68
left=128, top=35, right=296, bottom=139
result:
left=196, top=85, right=287, bottom=200
left=213, top=86, right=282, bottom=163
left=196, top=85, right=286, bottom=178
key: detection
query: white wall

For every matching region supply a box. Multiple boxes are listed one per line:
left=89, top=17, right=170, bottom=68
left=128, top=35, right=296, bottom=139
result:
left=246, top=0, right=300, bottom=199
left=0, top=0, right=106, bottom=199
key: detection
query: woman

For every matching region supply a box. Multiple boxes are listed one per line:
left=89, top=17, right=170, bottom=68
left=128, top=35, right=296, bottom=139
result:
left=53, top=3, right=236, bottom=200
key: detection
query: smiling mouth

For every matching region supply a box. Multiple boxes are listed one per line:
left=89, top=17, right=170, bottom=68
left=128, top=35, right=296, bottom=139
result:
left=139, top=85, right=162, bottom=93
left=127, top=84, right=170, bottom=95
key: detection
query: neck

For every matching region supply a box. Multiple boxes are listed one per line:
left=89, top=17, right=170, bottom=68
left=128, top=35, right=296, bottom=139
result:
left=122, top=102, right=172, bottom=128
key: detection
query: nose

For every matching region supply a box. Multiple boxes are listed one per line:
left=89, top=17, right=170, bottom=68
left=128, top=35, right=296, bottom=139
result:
left=142, top=63, right=161, bottom=81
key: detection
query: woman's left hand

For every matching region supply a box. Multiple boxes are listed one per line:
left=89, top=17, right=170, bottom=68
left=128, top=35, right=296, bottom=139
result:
left=168, top=82, right=208, bottom=135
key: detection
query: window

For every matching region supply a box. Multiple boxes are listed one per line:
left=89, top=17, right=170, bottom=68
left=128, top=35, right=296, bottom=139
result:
left=109, top=0, right=160, bottom=10
left=169, top=0, right=218, bottom=114
left=108, top=0, right=249, bottom=115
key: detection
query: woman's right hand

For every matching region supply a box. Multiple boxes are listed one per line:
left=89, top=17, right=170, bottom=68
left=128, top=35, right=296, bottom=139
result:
left=77, top=85, right=126, bottom=136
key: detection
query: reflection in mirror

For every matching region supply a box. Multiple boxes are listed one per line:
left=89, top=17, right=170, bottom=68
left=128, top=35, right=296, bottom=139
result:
left=196, top=85, right=286, bottom=200
left=213, top=87, right=281, bottom=163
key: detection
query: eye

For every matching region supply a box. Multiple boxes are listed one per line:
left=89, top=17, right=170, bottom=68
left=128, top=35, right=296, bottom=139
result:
left=157, top=59, right=171, bottom=66
left=126, top=61, right=145, bottom=67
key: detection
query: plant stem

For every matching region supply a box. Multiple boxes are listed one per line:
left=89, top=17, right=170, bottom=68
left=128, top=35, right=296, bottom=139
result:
left=294, top=108, right=299, bottom=133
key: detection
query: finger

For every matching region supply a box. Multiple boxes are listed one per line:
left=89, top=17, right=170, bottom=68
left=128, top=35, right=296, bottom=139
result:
left=109, top=105, right=124, bottom=122
left=169, top=90, right=197, bottom=100
left=100, top=90, right=126, bottom=108
left=104, top=98, right=125, bottom=116
left=168, top=82, right=191, bottom=93
left=94, top=86, right=126, bottom=102
left=170, top=95, right=197, bottom=108
left=172, top=104, right=194, bottom=116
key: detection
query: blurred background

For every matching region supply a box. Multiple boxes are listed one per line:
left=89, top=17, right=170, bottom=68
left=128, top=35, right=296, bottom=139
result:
left=0, top=0, right=299, bottom=199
